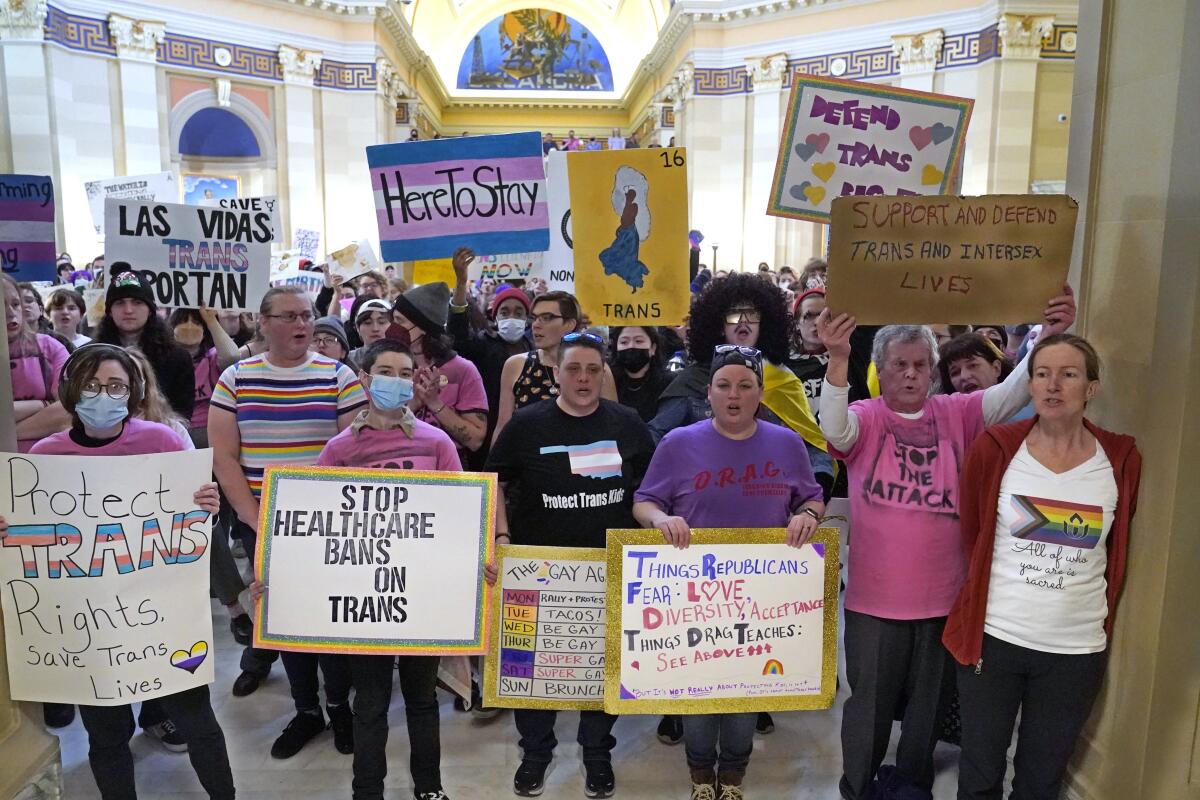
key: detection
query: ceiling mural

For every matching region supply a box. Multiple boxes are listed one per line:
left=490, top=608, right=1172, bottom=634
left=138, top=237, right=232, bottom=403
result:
left=456, top=9, right=614, bottom=91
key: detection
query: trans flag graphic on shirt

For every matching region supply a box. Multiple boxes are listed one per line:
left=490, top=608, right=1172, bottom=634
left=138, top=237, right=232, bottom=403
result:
left=539, top=440, right=623, bottom=479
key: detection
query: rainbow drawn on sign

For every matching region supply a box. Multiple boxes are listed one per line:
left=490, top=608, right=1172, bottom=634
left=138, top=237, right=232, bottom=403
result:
left=762, top=659, right=785, bottom=676
left=1011, top=495, right=1103, bottom=549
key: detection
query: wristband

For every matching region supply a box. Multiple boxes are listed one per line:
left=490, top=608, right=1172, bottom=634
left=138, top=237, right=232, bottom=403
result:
left=799, top=507, right=821, bottom=521
left=433, top=404, right=448, bottom=415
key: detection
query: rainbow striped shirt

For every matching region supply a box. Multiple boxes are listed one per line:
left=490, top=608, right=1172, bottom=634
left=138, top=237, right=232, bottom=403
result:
left=211, top=353, right=366, bottom=497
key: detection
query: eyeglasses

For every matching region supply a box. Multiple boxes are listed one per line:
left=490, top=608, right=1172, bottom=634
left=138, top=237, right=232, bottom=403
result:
left=562, top=332, right=605, bottom=345
left=81, top=380, right=130, bottom=399
left=264, top=311, right=315, bottom=324
left=313, top=335, right=341, bottom=347
left=714, top=344, right=762, bottom=358
left=531, top=312, right=566, bottom=324
left=724, top=309, right=762, bottom=325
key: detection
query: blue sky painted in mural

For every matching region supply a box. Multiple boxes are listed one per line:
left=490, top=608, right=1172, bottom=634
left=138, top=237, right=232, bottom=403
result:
left=456, top=8, right=613, bottom=91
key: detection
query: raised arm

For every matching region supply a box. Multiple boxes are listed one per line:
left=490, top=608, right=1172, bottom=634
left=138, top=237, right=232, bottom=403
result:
left=816, top=309, right=861, bottom=451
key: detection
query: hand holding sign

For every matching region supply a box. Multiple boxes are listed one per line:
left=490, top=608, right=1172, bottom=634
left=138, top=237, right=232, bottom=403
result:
left=1040, top=283, right=1077, bottom=337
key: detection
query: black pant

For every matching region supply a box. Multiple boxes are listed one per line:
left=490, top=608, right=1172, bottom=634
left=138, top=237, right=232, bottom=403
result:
left=78, top=686, right=234, bottom=799
left=514, top=709, right=617, bottom=765
left=956, top=634, right=1107, bottom=800
left=349, top=655, right=442, bottom=798
left=840, top=610, right=953, bottom=799
left=234, top=520, right=351, bottom=711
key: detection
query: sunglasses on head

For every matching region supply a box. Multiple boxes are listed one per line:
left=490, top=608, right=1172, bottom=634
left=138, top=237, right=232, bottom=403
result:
left=561, top=332, right=605, bottom=345
left=714, top=344, right=761, bottom=359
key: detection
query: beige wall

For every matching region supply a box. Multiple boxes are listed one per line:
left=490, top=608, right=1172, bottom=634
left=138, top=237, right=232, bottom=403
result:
left=1031, top=62, right=1073, bottom=184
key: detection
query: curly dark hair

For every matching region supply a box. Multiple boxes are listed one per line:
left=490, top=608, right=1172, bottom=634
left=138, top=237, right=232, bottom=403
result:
left=687, top=272, right=790, bottom=364
left=95, top=302, right=181, bottom=366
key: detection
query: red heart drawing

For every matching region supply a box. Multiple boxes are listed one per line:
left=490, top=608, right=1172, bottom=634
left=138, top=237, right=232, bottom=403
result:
left=805, top=132, right=830, bottom=154
left=909, top=125, right=933, bottom=151
left=631, top=660, right=640, bottom=670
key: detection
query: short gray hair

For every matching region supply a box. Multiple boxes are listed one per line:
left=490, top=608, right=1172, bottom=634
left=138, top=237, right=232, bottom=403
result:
left=872, top=325, right=940, bottom=371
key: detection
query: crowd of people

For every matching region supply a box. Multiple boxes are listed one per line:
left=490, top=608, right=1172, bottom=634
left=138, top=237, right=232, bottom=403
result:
left=2, top=245, right=1140, bottom=800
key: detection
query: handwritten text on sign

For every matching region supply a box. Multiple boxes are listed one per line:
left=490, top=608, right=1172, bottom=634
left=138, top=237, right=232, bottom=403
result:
left=103, top=198, right=274, bottom=310
left=255, top=467, right=495, bottom=656
left=367, top=132, right=550, bottom=262
left=768, top=76, right=972, bottom=224
left=85, top=172, right=176, bottom=236
left=826, top=194, right=1078, bottom=324
left=0, top=174, right=56, bottom=282
left=485, top=545, right=606, bottom=710
left=0, top=450, right=216, bottom=705
left=604, top=530, right=839, bottom=714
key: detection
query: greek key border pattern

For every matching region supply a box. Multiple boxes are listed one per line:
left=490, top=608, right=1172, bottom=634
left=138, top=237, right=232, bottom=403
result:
left=661, top=106, right=675, bottom=128
left=395, top=103, right=411, bottom=125
left=1041, top=24, right=1078, bottom=60
left=159, top=33, right=283, bottom=81
left=316, top=59, right=375, bottom=90
left=693, top=65, right=752, bottom=96
left=44, top=4, right=115, bottom=56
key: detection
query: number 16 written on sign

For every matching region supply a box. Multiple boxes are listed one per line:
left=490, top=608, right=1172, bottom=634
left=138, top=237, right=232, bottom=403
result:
left=659, top=150, right=685, bottom=168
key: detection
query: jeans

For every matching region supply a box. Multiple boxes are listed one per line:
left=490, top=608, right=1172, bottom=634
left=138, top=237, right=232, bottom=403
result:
left=682, top=712, right=757, bottom=779
left=78, top=685, right=234, bottom=799
left=840, top=611, right=953, bottom=799
left=956, top=634, right=1107, bottom=800
left=349, top=655, right=442, bottom=798
left=514, top=709, right=617, bottom=765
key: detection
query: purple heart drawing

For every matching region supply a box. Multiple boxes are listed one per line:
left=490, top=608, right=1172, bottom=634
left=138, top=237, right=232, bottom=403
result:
left=794, top=141, right=817, bottom=161
left=789, top=181, right=813, bottom=200
left=930, top=122, right=954, bottom=145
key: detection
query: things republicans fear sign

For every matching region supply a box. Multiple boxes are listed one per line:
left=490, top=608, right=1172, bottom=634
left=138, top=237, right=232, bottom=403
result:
left=103, top=198, right=275, bottom=310
left=85, top=171, right=176, bottom=236
left=484, top=545, right=607, bottom=710
left=254, top=466, right=495, bottom=655
left=768, top=76, right=973, bottom=224
left=366, top=132, right=550, bottom=262
left=0, top=450, right=216, bottom=705
left=604, top=529, right=840, bottom=714
left=0, top=174, right=56, bottom=282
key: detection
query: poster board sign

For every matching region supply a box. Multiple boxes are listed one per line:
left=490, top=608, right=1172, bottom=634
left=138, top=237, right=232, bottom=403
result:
left=217, top=196, right=281, bottom=238
left=293, top=228, right=321, bottom=261
left=483, top=545, right=606, bottom=710
left=826, top=194, right=1077, bottom=324
left=254, top=466, right=496, bottom=655
left=604, top=528, right=839, bottom=714
left=103, top=199, right=274, bottom=310
left=0, top=174, right=56, bottom=281
left=85, top=172, right=176, bottom=236
left=271, top=265, right=323, bottom=296
left=326, top=239, right=382, bottom=284
left=0, top=450, right=216, bottom=705
left=544, top=150, right=575, bottom=291
left=471, top=251, right=544, bottom=282
left=768, top=76, right=973, bottom=224
left=567, top=148, right=689, bottom=325
left=367, top=132, right=550, bottom=262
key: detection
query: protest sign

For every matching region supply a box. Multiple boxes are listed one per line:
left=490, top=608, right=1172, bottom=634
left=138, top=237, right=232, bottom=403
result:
left=544, top=150, right=575, bottom=291
left=0, top=174, right=56, bottom=282
left=217, top=196, right=281, bottom=240
left=567, top=148, right=689, bottom=325
left=826, top=194, right=1077, bottom=324
left=768, top=76, right=972, bottom=224
left=271, top=265, right=324, bottom=296
left=326, top=239, right=382, bottom=284
left=103, top=199, right=273, bottom=310
left=366, top=132, right=550, bottom=262
left=604, top=528, right=839, bottom=714
left=293, top=228, right=321, bottom=261
left=85, top=172, right=176, bottom=236
left=484, top=545, right=606, bottom=710
left=254, top=466, right=495, bottom=655
left=0, top=450, right=216, bottom=705
left=83, top=288, right=106, bottom=327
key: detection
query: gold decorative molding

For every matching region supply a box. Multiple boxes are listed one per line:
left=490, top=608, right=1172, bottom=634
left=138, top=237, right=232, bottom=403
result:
left=891, top=28, right=944, bottom=74
left=747, top=53, right=789, bottom=89
left=107, top=13, right=165, bottom=62
left=278, top=43, right=323, bottom=85
left=997, top=13, right=1055, bottom=60
left=0, top=0, right=48, bottom=42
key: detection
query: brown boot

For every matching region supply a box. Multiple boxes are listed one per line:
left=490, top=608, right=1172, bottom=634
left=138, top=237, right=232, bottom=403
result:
left=716, top=771, right=745, bottom=800
left=689, top=768, right=717, bottom=800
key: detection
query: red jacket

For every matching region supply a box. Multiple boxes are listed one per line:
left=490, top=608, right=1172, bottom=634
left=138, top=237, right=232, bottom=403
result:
left=942, top=417, right=1142, bottom=666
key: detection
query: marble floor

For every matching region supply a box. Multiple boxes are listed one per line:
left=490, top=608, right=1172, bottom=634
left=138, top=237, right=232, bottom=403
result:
left=54, top=578, right=968, bottom=799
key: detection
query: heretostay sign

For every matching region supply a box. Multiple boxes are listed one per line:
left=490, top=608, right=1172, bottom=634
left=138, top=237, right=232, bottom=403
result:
left=0, top=450, right=216, bottom=705
left=104, top=198, right=274, bottom=310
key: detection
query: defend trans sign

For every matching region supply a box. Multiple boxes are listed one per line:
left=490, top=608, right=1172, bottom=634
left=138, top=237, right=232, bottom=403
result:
left=366, top=132, right=550, bottom=262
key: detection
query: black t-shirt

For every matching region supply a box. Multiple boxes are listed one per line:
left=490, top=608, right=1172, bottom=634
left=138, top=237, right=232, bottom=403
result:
left=485, top=398, right=654, bottom=548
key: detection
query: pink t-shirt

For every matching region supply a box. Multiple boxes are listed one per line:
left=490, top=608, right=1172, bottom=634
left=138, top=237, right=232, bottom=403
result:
left=829, top=392, right=986, bottom=619
left=11, top=334, right=69, bottom=453
left=30, top=417, right=188, bottom=456
left=190, top=348, right=221, bottom=430
left=317, top=418, right=462, bottom=472
left=416, top=355, right=488, bottom=452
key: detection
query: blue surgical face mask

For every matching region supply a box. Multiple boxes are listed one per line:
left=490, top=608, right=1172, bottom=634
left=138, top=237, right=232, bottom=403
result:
left=367, top=373, right=414, bottom=410
left=75, top=392, right=129, bottom=430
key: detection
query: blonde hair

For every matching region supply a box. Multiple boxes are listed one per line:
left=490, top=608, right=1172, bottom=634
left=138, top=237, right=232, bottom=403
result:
left=125, top=348, right=189, bottom=432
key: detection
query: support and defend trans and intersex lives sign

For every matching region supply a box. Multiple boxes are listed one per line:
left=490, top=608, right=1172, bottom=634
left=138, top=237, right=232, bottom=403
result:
left=254, top=467, right=495, bottom=655
left=366, top=132, right=550, bottom=262
left=0, top=450, right=216, bottom=705
left=484, top=545, right=607, bottom=710
left=103, top=197, right=275, bottom=311
left=605, top=529, right=840, bottom=714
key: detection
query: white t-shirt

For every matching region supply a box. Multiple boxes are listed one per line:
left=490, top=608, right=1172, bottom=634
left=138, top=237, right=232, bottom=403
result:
left=984, top=441, right=1117, bottom=654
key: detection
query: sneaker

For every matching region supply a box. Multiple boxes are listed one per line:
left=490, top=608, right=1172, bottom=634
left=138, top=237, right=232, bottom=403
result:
left=232, top=670, right=263, bottom=697
left=327, top=703, right=354, bottom=754
left=717, top=783, right=744, bottom=800
left=583, top=761, right=614, bottom=798
left=42, top=703, right=75, bottom=728
left=270, top=710, right=326, bottom=759
left=513, top=760, right=548, bottom=797
left=689, top=769, right=717, bottom=800
left=229, top=613, right=253, bottom=646
left=144, top=719, right=188, bottom=753
left=415, top=792, right=450, bottom=800
left=470, top=680, right=500, bottom=720
left=656, top=714, right=683, bottom=745
left=755, top=711, right=774, bottom=734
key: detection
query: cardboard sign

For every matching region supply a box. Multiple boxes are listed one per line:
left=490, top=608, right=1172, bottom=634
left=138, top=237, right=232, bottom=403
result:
left=367, top=132, right=550, bottom=262
left=293, top=228, right=321, bottom=261
left=254, top=466, right=495, bottom=655
left=103, top=199, right=274, bottom=310
left=326, top=239, right=382, bottom=284
left=826, top=194, right=1077, bottom=324
left=484, top=545, right=606, bottom=710
left=604, top=529, right=839, bottom=714
left=567, top=148, right=689, bottom=325
left=768, top=76, right=973, bottom=224
left=85, top=172, right=176, bottom=236
left=0, top=174, right=56, bottom=281
left=0, top=450, right=216, bottom=705
left=544, top=150, right=575, bottom=291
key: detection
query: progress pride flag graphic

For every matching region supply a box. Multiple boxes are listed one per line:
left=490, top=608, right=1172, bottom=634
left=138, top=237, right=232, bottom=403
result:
left=367, top=132, right=550, bottom=262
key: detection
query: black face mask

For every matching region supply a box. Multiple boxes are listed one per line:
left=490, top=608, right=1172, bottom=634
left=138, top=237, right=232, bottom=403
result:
left=615, top=347, right=652, bottom=372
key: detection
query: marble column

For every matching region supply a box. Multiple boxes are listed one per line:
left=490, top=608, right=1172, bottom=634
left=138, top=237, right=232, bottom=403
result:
left=278, top=44, right=324, bottom=249
left=375, top=57, right=411, bottom=145
left=1, top=0, right=54, bottom=175
left=108, top=14, right=165, bottom=175
left=741, top=54, right=787, bottom=270
left=891, top=29, right=943, bottom=95
left=990, top=13, right=1055, bottom=192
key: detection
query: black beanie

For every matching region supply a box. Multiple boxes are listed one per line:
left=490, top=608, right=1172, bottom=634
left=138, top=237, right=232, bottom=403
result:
left=105, top=262, right=156, bottom=314
left=393, top=281, right=451, bottom=335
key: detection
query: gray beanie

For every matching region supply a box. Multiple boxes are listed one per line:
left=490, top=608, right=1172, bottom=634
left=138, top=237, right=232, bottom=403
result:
left=313, top=315, right=350, bottom=353
left=393, top=281, right=450, bottom=335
